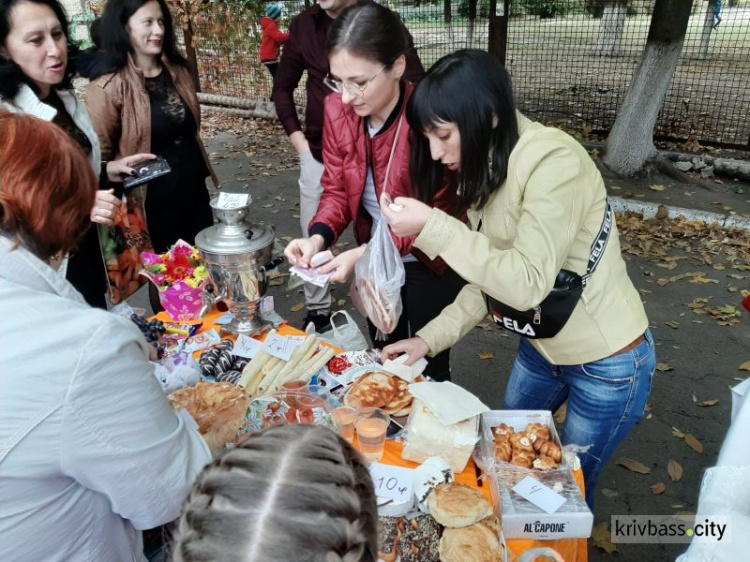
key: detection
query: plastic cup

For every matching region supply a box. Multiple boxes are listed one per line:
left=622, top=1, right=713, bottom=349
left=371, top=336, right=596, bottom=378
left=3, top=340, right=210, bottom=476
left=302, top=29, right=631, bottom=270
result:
left=333, top=406, right=358, bottom=443
left=355, top=408, right=390, bottom=463
left=282, top=380, right=308, bottom=392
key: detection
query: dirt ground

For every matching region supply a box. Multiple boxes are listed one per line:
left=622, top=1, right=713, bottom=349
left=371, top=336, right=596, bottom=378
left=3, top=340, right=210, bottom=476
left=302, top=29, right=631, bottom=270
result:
left=132, top=113, right=750, bottom=561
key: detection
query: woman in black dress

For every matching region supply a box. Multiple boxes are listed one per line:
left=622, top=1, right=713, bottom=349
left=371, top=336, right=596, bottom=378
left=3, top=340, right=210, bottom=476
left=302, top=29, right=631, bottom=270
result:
left=82, top=0, right=216, bottom=307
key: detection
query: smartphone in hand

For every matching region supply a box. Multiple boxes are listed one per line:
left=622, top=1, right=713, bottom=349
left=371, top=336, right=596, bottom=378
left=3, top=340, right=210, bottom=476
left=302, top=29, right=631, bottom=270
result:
left=122, top=156, right=171, bottom=190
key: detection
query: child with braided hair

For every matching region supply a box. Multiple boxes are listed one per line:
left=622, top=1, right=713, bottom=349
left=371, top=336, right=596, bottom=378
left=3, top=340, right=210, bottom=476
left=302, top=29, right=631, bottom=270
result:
left=172, top=424, right=378, bottom=562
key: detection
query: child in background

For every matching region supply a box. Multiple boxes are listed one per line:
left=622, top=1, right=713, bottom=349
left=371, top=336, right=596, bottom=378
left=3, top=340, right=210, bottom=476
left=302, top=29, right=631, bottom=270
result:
left=260, top=4, right=288, bottom=77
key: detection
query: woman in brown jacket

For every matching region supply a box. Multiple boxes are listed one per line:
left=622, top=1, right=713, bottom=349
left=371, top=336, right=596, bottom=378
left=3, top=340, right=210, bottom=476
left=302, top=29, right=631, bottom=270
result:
left=83, top=0, right=216, bottom=263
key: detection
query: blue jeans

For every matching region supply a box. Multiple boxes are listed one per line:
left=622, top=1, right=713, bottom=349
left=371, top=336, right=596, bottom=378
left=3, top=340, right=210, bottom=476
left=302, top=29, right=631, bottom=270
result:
left=504, top=331, right=655, bottom=508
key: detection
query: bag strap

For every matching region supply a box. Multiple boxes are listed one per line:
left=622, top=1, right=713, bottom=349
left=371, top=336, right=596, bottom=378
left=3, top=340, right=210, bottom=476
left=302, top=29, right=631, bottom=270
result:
left=581, top=200, right=613, bottom=286
left=476, top=199, right=613, bottom=287
left=381, top=115, right=404, bottom=197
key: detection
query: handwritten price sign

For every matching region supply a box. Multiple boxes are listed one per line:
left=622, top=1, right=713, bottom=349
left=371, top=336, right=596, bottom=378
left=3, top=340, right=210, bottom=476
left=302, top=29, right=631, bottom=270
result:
left=216, top=192, right=250, bottom=210
left=263, top=333, right=306, bottom=361
left=512, top=476, right=566, bottom=514
left=369, top=463, right=414, bottom=503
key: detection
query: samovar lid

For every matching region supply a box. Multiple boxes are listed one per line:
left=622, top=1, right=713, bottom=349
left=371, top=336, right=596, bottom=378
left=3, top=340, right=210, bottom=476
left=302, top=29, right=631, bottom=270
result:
left=195, top=195, right=275, bottom=255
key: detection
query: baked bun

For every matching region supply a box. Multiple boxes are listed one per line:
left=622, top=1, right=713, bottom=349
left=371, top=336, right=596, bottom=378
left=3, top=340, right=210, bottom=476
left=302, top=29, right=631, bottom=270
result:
left=525, top=423, right=551, bottom=443
left=533, top=440, right=562, bottom=462
left=495, top=440, right=512, bottom=462
left=439, top=516, right=503, bottom=562
left=533, top=454, right=559, bottom=471
left=509, top=451, right=534, bottom=469
left=509, top=432, right=534, bottom=453
left=492, top=423, right=514, bottom=443
left=168, top=381, right=248, bottom=452
left=426, top=483, right=494, bottom=528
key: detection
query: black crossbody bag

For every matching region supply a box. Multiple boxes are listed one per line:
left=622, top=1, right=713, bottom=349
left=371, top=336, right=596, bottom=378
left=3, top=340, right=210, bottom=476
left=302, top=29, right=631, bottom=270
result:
left=481, top=201, right=613, bottom=339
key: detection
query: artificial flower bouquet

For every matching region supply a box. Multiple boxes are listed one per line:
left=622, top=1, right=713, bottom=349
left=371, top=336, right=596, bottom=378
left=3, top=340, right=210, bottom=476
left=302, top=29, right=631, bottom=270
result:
left=140, top=240, right=209, bottom=321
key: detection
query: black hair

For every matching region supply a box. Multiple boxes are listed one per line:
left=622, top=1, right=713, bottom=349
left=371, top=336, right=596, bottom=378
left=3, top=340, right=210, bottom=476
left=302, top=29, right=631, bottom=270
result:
left=407, top=49, right=519, bottom=211
left=327, top=0, right=408, bottom=68
left=0, top=0, right=79, bottom=99
left=82, top=0, right=186, bottom=80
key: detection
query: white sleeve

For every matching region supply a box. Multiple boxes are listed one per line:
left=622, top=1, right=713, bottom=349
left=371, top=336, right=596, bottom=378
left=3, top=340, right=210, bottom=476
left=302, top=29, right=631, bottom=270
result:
left=60, top=316, right=211, bottom=530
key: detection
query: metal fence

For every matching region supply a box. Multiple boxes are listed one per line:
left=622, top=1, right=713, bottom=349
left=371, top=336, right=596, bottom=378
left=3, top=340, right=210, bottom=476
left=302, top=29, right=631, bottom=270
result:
left=506, top=0, right=750, bottom=148
left=67, top=0, right=750, bottom=149
left=187, top=0, right=492, bottom=108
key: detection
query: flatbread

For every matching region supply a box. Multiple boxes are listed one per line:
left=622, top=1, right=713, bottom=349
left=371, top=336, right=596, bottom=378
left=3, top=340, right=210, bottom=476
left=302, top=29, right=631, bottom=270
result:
left=426, top=483, right=494, bottom=528
left=439, top=516, right=503, bottom=562
left=383, top=376, right=413, bottom=414
left=344, top=371, right=398, bottom=409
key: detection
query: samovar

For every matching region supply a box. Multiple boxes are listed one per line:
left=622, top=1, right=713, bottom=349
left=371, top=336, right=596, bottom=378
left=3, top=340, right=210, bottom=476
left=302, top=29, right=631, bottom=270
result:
left=195, top=195, right=282, bottom=335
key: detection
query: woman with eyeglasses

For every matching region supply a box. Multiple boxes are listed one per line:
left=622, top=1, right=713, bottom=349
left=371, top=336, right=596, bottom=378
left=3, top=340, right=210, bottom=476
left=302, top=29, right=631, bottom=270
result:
left=283, top=1, right=465, bottom=381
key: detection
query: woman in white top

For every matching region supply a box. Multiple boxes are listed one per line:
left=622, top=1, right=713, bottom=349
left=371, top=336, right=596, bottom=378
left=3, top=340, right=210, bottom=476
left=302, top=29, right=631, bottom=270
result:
left=0, top=113, right=211, bottom=562
left=0, top=0, right=153, bottom=308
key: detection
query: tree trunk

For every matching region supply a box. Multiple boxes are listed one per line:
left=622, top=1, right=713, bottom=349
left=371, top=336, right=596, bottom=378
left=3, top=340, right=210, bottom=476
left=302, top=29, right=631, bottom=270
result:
left=603, top=0, right=692, bottom=176
left=698, top=0, right=717, bottom=59
left=467, top=0, right=478, bottom=47
left=594, top=1, right=627, bottom=57
left=444, top=0, right=452, bottom=24
left=183, top=16, right=200, bottom=92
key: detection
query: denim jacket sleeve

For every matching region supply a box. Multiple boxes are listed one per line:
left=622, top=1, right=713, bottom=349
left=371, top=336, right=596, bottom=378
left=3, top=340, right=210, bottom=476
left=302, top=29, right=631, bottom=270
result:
left=59, top=316, right=211, bottom=530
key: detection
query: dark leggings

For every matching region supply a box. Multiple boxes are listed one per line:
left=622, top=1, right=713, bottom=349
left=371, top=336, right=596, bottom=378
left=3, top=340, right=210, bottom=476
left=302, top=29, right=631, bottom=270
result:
left=367, top=261, right=466, bottom=382
left=263, top=61, right=278, bottom=77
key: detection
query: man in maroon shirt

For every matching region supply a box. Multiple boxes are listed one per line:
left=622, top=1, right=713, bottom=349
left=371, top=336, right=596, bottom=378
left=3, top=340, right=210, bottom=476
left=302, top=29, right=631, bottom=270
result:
left=271, top=0, right=424, bottom=330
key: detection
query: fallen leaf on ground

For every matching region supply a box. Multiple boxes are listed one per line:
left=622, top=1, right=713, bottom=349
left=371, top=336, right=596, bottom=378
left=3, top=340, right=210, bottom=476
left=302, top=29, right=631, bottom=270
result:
left=740, top=361, right=750, bottom=371
left=698, top=399, right=719, bottom=407
left=657, top=362, right=673, bottom=372
left=475, top=323, right=493, bottom=331
left=592, top=522, right=618, bottom=554
left=668, top=460, right=683, bottom=481
left=656, top=261, right=678, bottom=270
left=649, top=184, right=667, bottom=192
left=478, top=351, right=495, bottom=360
left=651, top=482, right=666, bottom=494
left=337, top=299, right=346, bottom=306
left=615, top=458, right=651, bottom=474
left=684, top=434, right=704, bottom=454
left=672, top=427, right=685, bottom=439
left=553, top=403, right=568, bottom=424
left=663, top=321, right=680, bottom=329
left=692, top=393, right=697, bottom=403
left=290, top=303, right=305, bottom=312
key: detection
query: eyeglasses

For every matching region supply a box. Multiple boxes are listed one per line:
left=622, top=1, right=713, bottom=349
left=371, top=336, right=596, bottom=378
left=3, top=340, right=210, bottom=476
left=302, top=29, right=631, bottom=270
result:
left=323, top=64, right=387, bottom=98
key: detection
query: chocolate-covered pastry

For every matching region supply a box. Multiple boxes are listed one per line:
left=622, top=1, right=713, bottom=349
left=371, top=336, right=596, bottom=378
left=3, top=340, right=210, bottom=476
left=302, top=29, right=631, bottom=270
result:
left=398, top=514, right=442, bottom=562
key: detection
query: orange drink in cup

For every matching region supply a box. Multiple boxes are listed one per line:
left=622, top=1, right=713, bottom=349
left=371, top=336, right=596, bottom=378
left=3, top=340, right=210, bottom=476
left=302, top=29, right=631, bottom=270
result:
left=355, top=408, right=390, bottom=463
left=333, top=406, right=358, bottom=443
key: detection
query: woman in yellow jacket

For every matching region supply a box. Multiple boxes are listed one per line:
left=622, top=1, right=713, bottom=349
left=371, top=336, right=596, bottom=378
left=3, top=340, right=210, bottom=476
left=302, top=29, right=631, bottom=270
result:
left=380, top=50, right=655, bottom=508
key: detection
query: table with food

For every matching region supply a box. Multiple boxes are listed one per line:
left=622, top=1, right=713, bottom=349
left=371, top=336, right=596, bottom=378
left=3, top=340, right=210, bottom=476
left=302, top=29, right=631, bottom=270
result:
left=128, top=194, right=593, bottom=562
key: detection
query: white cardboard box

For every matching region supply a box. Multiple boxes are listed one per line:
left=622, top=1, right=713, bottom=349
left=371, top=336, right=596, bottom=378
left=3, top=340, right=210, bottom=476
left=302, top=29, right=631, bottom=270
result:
left=478, top=410, right=593, bottom=540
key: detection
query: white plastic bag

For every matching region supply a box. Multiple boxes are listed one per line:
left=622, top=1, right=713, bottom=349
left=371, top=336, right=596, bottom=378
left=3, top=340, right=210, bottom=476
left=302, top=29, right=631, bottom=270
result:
left=353, top=218, right=405, bottom=339
left=319, top=310, right=369, bottom=351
